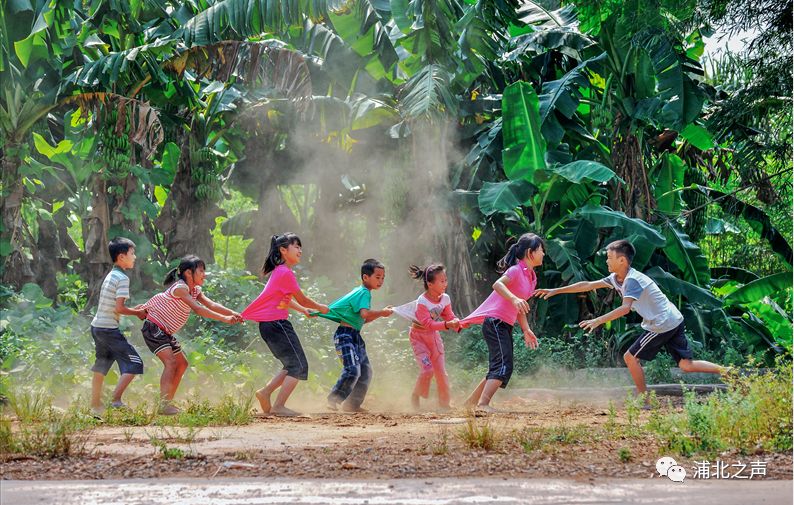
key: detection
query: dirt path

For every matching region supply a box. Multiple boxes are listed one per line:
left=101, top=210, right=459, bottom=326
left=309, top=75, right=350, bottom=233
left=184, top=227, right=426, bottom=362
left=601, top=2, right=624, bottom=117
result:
left=2, top=477, right=791, bottom=505
left=2, top=398, right=791, bottom=482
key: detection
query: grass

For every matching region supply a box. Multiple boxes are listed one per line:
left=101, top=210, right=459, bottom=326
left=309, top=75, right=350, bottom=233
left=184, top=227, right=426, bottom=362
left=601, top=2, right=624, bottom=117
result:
left=458, top=417, right=500, bottom=451
left=647, top=357, right=793, bottom=456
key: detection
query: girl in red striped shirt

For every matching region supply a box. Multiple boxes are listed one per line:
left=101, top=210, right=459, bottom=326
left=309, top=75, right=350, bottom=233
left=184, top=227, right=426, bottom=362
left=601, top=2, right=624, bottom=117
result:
left=142, top=255, right=241, bottom=415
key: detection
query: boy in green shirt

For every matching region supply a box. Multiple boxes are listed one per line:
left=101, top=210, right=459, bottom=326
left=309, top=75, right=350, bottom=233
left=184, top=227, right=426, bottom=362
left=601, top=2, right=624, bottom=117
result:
left=320, top=259, right=393, bottom=412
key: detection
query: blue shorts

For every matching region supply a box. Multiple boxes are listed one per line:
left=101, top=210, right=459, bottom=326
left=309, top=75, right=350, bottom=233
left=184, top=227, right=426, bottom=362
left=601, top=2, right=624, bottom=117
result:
left=90, top=326, right=144, bottom=375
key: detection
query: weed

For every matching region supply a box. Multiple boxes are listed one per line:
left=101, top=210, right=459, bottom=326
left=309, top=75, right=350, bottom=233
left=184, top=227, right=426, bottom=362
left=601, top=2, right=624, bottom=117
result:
left=431, top=428, right=449, bottom=455
left=150, top=438, right=186, bottom=460
left=618, top=446, right=632, bottom=463
left=458, top=418, right=499, bottom=451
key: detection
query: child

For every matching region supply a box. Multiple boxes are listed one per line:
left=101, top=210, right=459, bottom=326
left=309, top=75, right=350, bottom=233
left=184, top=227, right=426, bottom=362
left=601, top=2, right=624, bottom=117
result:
left=461, top=233, right=543, bottom=413
left=241, top=233, right=329, bottom=417
left=89, top=237, right=147, bottom=416
left=534, top=239, right=724, bottom=394
left=407, top=264, right=460, bottom=412
left=321, top=259, right=393, bottom=413
left=142, top=255, right=241, bottom=415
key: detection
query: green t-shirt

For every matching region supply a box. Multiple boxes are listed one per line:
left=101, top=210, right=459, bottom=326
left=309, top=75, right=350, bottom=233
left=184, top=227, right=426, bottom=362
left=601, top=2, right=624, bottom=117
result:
left=319, top=285, right=372, bottom=331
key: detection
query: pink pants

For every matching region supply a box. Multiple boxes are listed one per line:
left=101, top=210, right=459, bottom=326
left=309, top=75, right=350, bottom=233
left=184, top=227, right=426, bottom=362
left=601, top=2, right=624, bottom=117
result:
left=409, top=327, right=450, bottom=407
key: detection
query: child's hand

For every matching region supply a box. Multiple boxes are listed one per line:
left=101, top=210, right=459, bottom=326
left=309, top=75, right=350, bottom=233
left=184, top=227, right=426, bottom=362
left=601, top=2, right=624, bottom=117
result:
left=512, top=296, right=530, bottom=314
left=231, top=312, right=243, bottom=323
left=135, top=307, right=147, bottom=320
left=533, top=289, right=557, bottom=300
left=579, top=317, right=603, bottom=334
left=446, top=319, right=461, bottom=331
left=317, top=304, right=330, bottom=314
left=382, top=306, right=394, bottom=317
left=223, top=314, right=237, bottom=324
left=523, top=329, right=538, bottom=349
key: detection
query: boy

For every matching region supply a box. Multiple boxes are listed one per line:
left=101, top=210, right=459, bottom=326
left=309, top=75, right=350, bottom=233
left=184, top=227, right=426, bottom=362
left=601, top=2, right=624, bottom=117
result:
left=535, top=239, right=723, bottom=393
left=320, top=259, right=393, bottom=412
left=89, top=237, right=147, bottom=416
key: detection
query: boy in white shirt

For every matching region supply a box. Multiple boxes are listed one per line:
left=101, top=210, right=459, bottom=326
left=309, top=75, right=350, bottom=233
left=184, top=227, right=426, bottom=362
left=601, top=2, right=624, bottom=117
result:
left=535, top=239, right=724, bottom=393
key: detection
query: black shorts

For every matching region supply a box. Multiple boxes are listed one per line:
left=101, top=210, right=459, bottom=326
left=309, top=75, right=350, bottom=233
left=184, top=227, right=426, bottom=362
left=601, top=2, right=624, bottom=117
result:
left=259, top=320, right=309, bottom=380
left=141, top=320, right=183, bottom=355
left=482, top=317, right=514, bottom=387
left=90, top=326, right=144, bottom=375
left=628, top=322, right=693, bottom=363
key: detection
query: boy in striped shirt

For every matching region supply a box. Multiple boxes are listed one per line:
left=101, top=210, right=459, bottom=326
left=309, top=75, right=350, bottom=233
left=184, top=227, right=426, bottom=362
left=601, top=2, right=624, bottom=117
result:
left=89, top=237, right=147, bottom=417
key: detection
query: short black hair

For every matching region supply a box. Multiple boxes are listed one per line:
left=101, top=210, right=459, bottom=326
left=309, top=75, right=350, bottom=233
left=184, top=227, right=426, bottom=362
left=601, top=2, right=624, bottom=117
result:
left=361, top=258, right=385, bottom=279
left=607, top=239, right=635, bottom=263
left=109, top=237, right=136, bottom=263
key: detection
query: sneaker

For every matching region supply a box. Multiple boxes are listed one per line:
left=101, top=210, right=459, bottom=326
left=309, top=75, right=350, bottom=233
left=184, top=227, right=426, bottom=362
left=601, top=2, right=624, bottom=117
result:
left=110, top=401, right=130, bottom=410
left=158, top=403, right=181, bottom=416
left=327, top=397, right=340, bottom=411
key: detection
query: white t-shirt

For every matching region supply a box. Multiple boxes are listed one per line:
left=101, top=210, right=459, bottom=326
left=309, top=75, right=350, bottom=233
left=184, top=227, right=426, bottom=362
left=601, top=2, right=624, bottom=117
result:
left=602, top=268, right=684, bottom=333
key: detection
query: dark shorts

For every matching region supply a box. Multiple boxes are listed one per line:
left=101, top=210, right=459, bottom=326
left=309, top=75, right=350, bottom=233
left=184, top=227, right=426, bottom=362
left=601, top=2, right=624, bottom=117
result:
left=141, top=320, right=183, bottom=355
left=259, top=320, right=309, bottom=380
left=628, top=322, right=693, bottom=363
left=482, top=317, right=514, bottom=388
left=90, top=326, right=144, bottom=375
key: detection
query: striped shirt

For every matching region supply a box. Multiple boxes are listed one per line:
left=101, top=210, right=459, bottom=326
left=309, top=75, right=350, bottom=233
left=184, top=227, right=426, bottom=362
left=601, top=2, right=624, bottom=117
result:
left=143, top=280, right=202, bottom=335
left=91, top=267, right=130, bottom=329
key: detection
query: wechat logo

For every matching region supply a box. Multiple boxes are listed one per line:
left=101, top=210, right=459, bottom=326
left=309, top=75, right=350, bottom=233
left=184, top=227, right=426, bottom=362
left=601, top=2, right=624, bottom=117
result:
left=657, top=456, right=686, bottom=483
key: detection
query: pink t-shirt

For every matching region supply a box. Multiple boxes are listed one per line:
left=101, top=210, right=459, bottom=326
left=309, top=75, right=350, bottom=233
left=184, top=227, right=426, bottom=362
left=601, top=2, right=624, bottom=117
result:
left=241, top=265, right=300, bottom=322
left=462, top=263, right=537, bottom=326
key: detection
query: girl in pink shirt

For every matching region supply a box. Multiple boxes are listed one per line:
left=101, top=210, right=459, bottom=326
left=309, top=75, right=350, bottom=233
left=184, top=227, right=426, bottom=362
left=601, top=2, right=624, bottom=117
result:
left=407, top=264, right=461, bottom=412
left=461, top=233, right=544, bottom=413
left=241, top=233, right=329, bottom=417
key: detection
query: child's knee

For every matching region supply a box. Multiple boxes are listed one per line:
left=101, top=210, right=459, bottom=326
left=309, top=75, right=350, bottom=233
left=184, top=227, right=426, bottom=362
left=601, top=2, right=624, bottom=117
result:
left=623, top=351, right=635, bottom=365
left=678, top=359, right=693, bottom=372
left=342, top=365, right=361, bottom=380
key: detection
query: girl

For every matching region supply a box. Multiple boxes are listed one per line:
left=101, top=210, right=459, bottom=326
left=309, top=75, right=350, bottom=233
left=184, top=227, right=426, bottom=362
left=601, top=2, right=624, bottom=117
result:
left=141, top=255, right=241, bottom=415
left=461, top=233, right=544, bottom=413
left=241, top=233, right=329, bottom=417
left=407, top=264, right=460, bottom=412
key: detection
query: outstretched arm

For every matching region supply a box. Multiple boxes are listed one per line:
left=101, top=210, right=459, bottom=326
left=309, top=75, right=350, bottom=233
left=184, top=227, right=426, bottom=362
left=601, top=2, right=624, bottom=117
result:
left=534, top=280, right=611, bottom=299
left=115, top=297, right=147, bottom=320
left=198, top=292, right=241, bottom=320
left=293, top=290, right=329, bottom=314
left=360, top=307, right=393, bottom=323
left=173, top=286, right=236, bottom=323
left=289, top=299, right=311, bottom=316
left=580, top=298, right=634, bottom=333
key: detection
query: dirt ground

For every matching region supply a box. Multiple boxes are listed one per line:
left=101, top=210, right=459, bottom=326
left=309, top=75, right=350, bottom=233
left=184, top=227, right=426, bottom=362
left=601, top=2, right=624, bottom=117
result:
left=2, top=395, right=791, bottom=482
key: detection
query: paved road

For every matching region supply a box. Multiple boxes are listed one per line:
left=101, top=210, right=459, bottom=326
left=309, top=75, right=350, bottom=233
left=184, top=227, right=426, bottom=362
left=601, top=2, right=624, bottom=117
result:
left=1, top=478, right=791, bottom=505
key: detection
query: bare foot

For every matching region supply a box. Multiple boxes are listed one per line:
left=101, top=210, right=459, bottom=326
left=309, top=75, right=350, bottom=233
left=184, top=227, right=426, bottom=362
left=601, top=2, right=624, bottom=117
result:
left=475, top=404, right=497, bottom=415
left=255, top=388, right=271, bottom=414
left=411, top=395, right=421, bottom=411
left=436, top=405, right=452, bottom=413
left=341, top=404, right=369, bottom=413
left=270, top=406, right=302, bottom=417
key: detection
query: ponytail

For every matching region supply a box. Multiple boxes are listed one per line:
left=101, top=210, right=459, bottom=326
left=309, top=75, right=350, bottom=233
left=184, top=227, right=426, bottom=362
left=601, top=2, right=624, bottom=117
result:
left=409, top=263, right=445, bottom=290
left=496, top=233, right=545, bottom=273
left=163, top=255, right=206, bottom=286
left=262, top=232, right=302, bottom=275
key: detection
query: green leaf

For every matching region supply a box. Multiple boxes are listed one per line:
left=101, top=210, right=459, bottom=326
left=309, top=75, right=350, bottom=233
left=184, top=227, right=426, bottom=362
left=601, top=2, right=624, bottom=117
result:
left=654, top=153, right=685, bottom=215
left=577, top=205, right=666, bottom=246
left=547, top=238, right=587, bottom=283
left=502, top=81, right=546, bottom=181
left=644, top=267, right=721, bottom=308
left=154, top=186, right=168, bottom=207
left=725, top=273, right=793, bottom=305
left=680, top=123, right=713, bottom=150
left=549, top=160, right=619, bottom=183
left=478, top=180, right=535, bottom=216
left=661, top=221, right=710, bottom=286
left=32, top=132, right=72, bottom=158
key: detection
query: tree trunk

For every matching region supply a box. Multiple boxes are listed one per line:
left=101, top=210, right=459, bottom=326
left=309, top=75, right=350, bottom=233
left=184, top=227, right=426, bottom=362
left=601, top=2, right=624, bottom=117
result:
left=1, top=148, right=34, bottom=288
left=156, top=139, right=224, bottom=264
left=83, top=177, right=112, bottom=310
left=610, top=129, right=654, bottom=220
